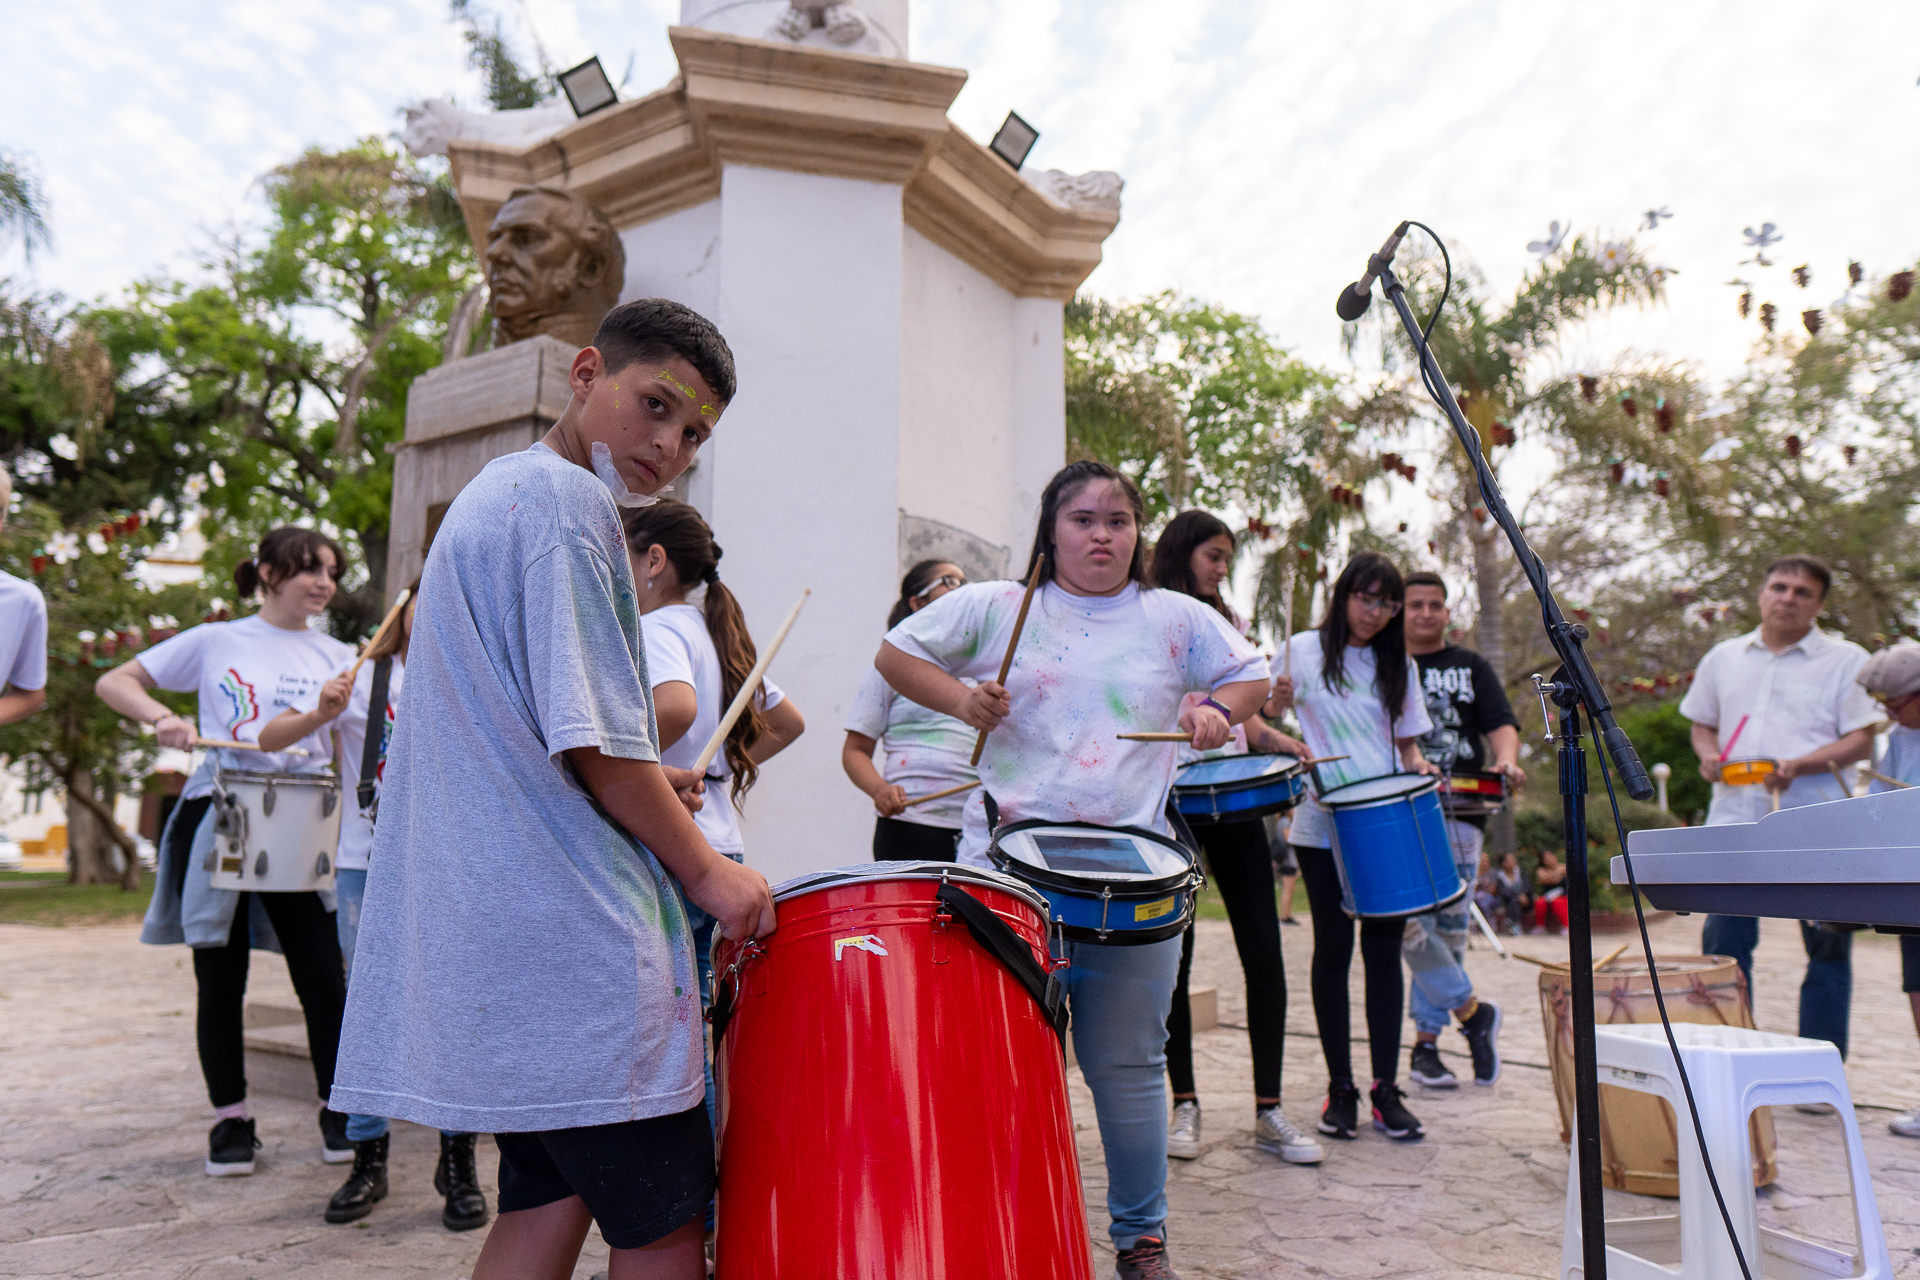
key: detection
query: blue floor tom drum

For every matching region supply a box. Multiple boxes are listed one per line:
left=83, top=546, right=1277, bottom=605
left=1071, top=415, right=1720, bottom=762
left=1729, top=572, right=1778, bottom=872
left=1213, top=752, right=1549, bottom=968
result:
left=989, top=820, right=1200, bottom=945
left=1172, top=753, right=1307, bottom=826
left=1320, top=774, right=1465, bottom=919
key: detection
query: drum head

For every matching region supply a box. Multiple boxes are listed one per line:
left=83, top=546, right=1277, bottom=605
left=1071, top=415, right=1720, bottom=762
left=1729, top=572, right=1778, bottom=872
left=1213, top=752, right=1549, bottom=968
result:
left=1175, top=754, right=1302, bottom=786
left=995, top=826, right=1191, bottom=883
left=215, top=766, right=338, bottom=787
left=1321, top=774, right=1438, bottom=808
left=770, top=861, right=1049, bottom=917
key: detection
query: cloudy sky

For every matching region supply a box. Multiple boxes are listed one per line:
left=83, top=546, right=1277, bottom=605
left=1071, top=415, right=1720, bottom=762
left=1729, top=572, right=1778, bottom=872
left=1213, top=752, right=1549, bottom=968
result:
left=4, top=0, right=1917, bottom=387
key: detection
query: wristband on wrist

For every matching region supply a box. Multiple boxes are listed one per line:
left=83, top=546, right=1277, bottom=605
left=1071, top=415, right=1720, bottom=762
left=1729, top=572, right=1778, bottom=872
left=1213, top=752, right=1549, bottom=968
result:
left=1200, top=695, right=1231, bottom=720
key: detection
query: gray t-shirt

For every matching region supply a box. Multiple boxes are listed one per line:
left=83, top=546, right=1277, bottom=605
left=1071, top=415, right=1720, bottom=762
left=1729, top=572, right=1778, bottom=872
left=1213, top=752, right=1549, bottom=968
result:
left=329, top=444, right=703, bottom=1133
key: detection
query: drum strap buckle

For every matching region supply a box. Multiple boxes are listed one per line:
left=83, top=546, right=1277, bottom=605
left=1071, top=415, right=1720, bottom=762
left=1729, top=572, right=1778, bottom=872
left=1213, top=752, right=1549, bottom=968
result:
left=708, top=939, right=765, bottom=1046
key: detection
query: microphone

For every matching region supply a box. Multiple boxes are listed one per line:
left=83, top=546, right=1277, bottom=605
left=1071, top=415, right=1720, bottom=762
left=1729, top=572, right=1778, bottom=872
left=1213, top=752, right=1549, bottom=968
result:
left=1334, top=220, right=1412, bottom=321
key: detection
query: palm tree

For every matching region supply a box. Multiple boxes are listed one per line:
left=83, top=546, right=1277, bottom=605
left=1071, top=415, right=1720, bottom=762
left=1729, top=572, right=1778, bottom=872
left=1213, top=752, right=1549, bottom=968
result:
left=0, top=149, right=52, bottom=260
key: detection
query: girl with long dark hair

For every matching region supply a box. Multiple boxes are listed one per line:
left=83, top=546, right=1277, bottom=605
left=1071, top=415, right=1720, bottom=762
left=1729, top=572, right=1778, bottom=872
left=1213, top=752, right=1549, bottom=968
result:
left=877, top=461, right=1271, bottom=1279
left=96, top=527, right=355, bottom=1177
left=842, top=558, right=976, bottom=861
left=1150, top=510, right=1323, bottom=1166
left=1267, top=551, right=1437, bottom=1142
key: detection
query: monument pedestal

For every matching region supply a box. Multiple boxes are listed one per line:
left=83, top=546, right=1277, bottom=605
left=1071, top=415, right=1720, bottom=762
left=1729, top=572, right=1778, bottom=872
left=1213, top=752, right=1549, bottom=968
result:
left=386, top=335, right=577, bottom=593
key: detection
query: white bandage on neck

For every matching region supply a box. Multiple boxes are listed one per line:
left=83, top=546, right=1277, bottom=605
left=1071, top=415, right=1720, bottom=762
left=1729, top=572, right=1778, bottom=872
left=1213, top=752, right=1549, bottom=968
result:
left=591, top=441, right=666, bottom=508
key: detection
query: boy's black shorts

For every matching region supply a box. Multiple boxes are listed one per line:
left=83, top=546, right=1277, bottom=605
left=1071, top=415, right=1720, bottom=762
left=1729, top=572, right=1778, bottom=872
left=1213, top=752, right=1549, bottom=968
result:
left=495, top=1105, right=714, bottom=1249
left=1904, top=934, right=1920, bottom=994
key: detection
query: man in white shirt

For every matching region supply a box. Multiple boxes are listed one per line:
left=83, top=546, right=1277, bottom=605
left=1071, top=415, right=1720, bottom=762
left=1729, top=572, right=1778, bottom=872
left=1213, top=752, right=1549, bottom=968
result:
left=1679, top=555, right=1878, bottom=1055
left=0, top=469, right=48, bottom=726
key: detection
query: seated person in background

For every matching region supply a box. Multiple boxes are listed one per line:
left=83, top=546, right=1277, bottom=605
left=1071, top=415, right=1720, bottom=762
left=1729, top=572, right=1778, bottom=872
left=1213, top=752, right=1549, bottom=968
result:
left=1492, top=851, right=1530, bottom=935
left=1858, top=643, right=1920, bottom=1139
left=1533, top=850, right=1569, bottom=934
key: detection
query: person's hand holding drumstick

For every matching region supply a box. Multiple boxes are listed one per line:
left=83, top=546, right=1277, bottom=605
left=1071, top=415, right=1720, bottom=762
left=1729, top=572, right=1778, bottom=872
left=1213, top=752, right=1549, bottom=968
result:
left=953, top=681, right=1013, bottom=734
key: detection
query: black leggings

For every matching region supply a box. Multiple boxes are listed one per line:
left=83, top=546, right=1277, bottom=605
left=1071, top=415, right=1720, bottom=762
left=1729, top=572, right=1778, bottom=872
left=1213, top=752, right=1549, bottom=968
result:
left=871, top=816, right=959, bottom=863
left=1168, top=818, right=1285, bottom=1099
left=173, top=797, right=346, bottom=1108
left=1295, top=844, right=1405, bottom=1086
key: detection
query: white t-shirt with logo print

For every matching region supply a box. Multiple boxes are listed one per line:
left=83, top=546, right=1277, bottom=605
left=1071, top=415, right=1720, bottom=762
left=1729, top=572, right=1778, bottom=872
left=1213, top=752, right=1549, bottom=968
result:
left=884, top=580, right=1268, bottom=867
left=639, top=602, right=785, bottom=856
left=138, top=614, right=353, bottom=797
left=296, top=656, right=405, bottom=871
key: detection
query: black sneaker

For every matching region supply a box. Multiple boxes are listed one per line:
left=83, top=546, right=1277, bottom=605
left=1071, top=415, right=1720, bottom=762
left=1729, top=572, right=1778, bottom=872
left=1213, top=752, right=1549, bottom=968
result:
left=1113, top=1235, right=1180, bottom=1280
left=324, top=1134, right=390, bottom=1224
left=1459, top=1000, right=1503, bottom=1086
left=206, top=1117, right=260, bottom=1177
left=1317, top=1079, right=1361, bottom=1139
left=1370, top=1081, right=1425, bottom=1140
left=434, top=1133, right=490, bottom=1232
left=1409, top=1042, right=1458, bottom=1089
left=319, top=1108, right=354, bottom=1165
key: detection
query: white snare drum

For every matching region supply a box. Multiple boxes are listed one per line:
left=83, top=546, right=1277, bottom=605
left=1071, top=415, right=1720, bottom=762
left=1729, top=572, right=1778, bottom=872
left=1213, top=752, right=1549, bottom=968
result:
left=207, top=767, right=343, bottom=893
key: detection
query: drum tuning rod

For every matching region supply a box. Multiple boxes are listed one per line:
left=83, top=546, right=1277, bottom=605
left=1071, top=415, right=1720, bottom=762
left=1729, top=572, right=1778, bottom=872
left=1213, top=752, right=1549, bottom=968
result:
left=902, top=781, right=980, bottom=809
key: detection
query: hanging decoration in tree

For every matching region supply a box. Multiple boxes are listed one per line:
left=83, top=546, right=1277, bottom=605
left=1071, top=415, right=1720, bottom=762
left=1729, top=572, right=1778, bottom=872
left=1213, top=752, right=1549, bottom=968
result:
left=1785, top=434, right=1802, bottom=458
left=1760, top=302, right=1778, bottom=332
left=1245, top=516, right=1273, bottom=540
left=1619, top=393, right=1638, bottom=417
left=1642, top=206, right=1673, bottom=230
left=1326, top=484, right=1364, bottom=511
left=1802, top=309, right=1823, bottom=335
left=1892, top=272, right=1915, bottom=303
left=1379, top=453, right=1417, bottom=482
left=1742, top=222, right=1783, bottom=267
left=1738, top=291, right=1753, bottom=319
left=1848, top=261, right=1864, bottom=286
left=1579, top=375, right=1599, bottom=402
left=1791, top=264, right=1811, bottom=288
left=1654, top=396, right=1675, bottom=433
left=1526, top=221, right=1568, bottom=256
left=1653, top=473, right=1671, bottom=498
left=1397, top=522, right=1408, bottom=533
left=1844, top=445, right=1858, bottom=465
left=1490, top=422, right=1516, bottom=447
left=1608, top=458, right=1626, bottom=484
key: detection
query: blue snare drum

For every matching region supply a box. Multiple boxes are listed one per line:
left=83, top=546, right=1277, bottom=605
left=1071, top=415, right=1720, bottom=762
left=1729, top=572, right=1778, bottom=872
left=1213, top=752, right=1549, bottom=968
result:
left=1173, top=753, right=1306, bottom=825
left=989, top=820, right=1200, bottom=945
left=1319, top=774, right=1465, bottom=919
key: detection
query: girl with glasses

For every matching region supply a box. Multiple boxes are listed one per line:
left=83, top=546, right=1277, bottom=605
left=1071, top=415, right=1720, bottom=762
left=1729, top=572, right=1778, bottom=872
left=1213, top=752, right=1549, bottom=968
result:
left=1266, top=551, right=1437, bottom=1142
left=843, top=560, right=977, bottom=861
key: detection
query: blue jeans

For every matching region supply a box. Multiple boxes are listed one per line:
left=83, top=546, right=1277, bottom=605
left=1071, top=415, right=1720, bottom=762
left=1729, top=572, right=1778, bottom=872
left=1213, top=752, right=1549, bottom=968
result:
left=1798, top=922, right=1852, bottom=1059
left=1702, top=914, right=1759, bottom=1002
left=1403, top=822, right=1482, bottom=1036
left=1057, top=934, right=1182, bottom=1252
left=335, top=869, right=462, bottom=1144
left=679, top=857, right=739, bottom=1234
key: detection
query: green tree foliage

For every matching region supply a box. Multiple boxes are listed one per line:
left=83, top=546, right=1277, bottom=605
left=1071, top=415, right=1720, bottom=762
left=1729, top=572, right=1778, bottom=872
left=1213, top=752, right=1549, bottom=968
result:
left=0, top=149, right=52, bottom=261
left=450, top=0, right=553, bottom=110
left=91, top=140, right=479, bottom=637
left=0, top=503, right=211, bottom=886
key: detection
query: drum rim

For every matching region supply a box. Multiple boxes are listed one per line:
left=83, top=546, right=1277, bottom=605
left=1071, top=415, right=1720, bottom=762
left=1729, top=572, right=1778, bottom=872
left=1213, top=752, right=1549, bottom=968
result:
left=1320, top=773, right=1441, bottom=807
left=1173, top=753, right=1305, bottom=790
left=989, top=819, right=1199, bottom=900
left=213, top=766, right=340, bottom=786
left=768, top=861, right=1050, bottom=919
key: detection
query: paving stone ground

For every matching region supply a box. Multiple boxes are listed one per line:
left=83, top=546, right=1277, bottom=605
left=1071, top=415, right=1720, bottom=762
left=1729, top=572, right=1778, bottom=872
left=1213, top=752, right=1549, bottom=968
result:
left=3, top=912, right=1918, bottom=1278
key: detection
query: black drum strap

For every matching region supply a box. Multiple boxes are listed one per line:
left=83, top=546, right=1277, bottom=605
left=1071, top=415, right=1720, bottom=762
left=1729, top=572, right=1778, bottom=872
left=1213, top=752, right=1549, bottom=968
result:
left=357, top=657, right=393, bottom=816
left=982, top=789, right=1000, bottom=834
left=937, top=883, right=1068, bottom=1038
left=709, top=964, right=738, bottom=1047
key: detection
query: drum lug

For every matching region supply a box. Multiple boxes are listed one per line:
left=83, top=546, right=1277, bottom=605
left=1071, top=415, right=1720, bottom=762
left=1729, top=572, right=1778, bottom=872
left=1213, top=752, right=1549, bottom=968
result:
left=932, top=905, right=951, bottom=965
left=253, top=850, right=268, bottom=879
left=315, top=851, right=331, bottom=879
left=1097, top=885, right=1112, bottom=941
left=261, top=780, right=276, bottom=817
left=321, top=788, right=337, bottom=819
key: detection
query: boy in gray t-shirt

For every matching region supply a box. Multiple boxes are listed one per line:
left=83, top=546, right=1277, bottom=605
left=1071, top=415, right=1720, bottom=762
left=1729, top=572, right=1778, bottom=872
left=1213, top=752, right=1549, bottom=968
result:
left=329, top=300, right=774, bottom=1274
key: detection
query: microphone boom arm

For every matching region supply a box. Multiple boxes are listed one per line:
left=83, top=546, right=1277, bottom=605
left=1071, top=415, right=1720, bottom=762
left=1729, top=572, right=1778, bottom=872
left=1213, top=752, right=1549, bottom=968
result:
left=1375, top=263, right=1654, bottom=802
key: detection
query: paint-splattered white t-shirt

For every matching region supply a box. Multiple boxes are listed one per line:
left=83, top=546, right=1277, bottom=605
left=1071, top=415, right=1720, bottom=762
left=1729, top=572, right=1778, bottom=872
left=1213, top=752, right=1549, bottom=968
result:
left=885, top=580, right=1267, bottom=867
left=138, top=614, right=353, bottom=797
left=844, top=666, right=979, bottom=828
left=1276, top=630, right=1432, bottom=849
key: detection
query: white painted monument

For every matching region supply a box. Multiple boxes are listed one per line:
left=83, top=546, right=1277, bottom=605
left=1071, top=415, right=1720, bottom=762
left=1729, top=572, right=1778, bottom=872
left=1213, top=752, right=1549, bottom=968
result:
left=392, top=7, right=1121, bottom=882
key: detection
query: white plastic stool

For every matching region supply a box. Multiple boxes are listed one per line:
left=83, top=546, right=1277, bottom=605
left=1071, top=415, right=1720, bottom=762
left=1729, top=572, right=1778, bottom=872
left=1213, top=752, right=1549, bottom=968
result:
left=1561, top=1022, right=1891, bottom=1280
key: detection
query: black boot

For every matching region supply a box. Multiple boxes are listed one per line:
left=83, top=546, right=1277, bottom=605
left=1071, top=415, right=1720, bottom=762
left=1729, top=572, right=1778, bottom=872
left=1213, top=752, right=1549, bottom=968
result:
left=324, top=1133, right=389, bottom=1223
left=434, top=1133, right=489, bottom=1232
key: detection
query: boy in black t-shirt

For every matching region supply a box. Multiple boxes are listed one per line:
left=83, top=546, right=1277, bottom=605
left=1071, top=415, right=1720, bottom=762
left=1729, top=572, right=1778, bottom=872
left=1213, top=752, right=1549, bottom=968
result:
left=1399, top=572, right=1525, bottom=1088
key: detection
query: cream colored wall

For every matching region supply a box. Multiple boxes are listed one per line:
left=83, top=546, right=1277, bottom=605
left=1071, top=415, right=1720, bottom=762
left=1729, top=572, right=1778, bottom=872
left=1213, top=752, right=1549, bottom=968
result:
left=617, top=199, right=724, bottom=516
left=899, top=228, right=1065, bottom=579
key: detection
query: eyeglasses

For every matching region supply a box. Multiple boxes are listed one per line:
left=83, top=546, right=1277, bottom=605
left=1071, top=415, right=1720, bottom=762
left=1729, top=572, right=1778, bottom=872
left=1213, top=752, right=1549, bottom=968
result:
left=913, top=574, right=966, bottom=600
left=1352, top=594, right=1403, bottom=617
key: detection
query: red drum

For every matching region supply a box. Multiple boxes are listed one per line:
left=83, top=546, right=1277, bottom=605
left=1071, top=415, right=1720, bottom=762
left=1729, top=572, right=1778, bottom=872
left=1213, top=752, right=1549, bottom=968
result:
left=710, top=862, right=1090, bottom=1278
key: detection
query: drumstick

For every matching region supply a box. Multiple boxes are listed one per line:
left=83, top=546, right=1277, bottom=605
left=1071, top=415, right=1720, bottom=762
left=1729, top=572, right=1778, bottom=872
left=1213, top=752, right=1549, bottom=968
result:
left=902, top=780, right=980, bottom=809
left=1865, top=767, right=1912, bottom=790
left=1281, top=557, right=1295, bottom=679
left=1596, top=942, right=1630, bottom=969
left=1468, top=900, right=1508, bottom=958
left=1116, top=731, right=1208, bottom=742
left=1769, top=786, right=1781, bottom=813
left=970, top=556, right=1045, bottom=768
left=693, top=588, right=811, bottom=775
left=341, top=588, right=413, bottom=690
left=1828, top=762, right=1853, bottom=797
left=194, top=737, right=310, bottom=758
left=1717, top=714, right=1749, bottom=763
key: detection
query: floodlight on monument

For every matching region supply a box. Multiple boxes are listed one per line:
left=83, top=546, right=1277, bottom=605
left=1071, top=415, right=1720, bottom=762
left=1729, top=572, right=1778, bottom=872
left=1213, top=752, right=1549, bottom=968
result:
left=559, top=56, right=618, bottom=118
left=988, top=112, right=1039, bottom=171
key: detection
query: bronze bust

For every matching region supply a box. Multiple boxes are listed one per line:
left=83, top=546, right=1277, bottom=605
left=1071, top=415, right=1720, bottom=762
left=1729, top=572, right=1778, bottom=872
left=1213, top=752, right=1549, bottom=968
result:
left=484, top=186, right=627, bottom=348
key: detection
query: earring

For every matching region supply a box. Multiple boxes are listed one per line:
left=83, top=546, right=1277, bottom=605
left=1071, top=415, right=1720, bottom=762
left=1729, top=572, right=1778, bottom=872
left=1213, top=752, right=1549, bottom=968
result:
left=646, top=578, right=653, bottom=590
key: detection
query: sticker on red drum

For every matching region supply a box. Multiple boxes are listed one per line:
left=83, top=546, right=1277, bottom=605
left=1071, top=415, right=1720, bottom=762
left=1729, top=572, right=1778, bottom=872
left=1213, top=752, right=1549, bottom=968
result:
left=832, top=934, right=888, bottom=961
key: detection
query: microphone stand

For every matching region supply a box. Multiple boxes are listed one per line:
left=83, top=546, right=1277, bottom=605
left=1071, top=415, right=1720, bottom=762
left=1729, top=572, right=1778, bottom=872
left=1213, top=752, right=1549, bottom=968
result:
left=1375, top=261, right=1654, bottom=1280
